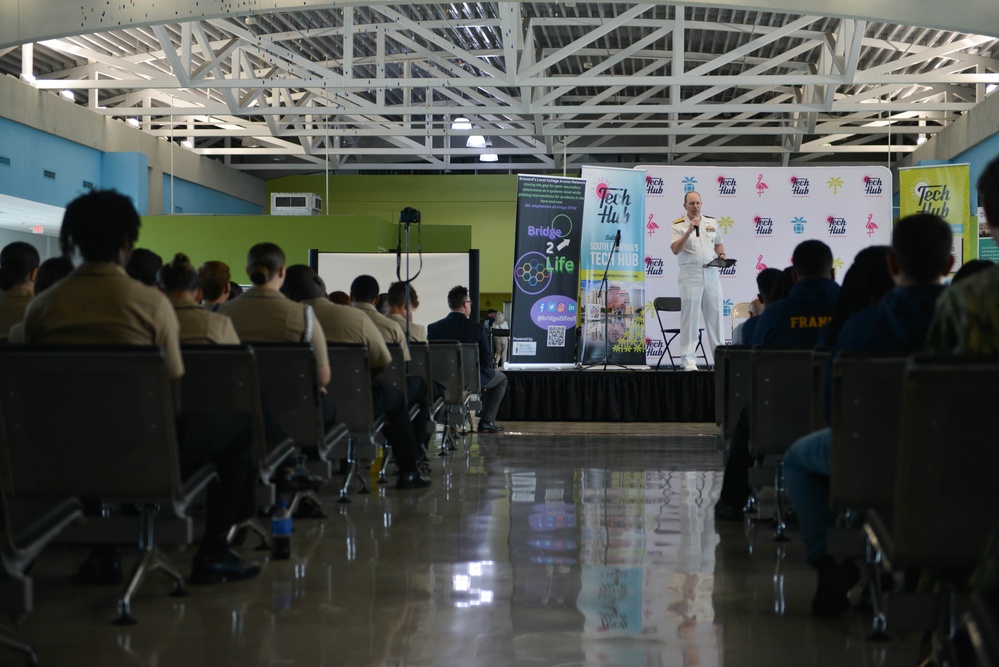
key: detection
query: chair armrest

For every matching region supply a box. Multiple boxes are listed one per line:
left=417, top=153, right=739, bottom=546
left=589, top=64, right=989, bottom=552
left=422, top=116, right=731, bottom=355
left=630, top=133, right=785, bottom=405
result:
left=316, top=424, right=349, bottom=460
left=6, top=498, right=85, bottom=574
left=260, top=438, right=296, bottom=482
left=174, top=464, right=219, bottom=517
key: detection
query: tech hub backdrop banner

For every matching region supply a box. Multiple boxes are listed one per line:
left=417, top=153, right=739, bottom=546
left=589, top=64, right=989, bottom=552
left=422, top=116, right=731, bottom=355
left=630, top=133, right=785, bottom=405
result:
left=640, top=166, right=893, bottom=365
left=508, top=175, right=585, bottom=368
left=579, top=166, right=648, bottom=365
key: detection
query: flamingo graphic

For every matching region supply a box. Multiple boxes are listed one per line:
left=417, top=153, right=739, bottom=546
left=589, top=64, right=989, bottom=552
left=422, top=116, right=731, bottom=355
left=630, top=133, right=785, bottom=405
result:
left=646, top=214, right=659, bottom=237
left=865, top=213, right=878, bottom=238
left=756, top=173, right=769, bottom=197
left=756, top=255, right=767, bottom=271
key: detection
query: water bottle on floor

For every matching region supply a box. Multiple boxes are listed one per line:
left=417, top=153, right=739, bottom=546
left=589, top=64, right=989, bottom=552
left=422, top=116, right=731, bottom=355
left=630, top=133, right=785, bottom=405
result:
left=271, top=500, right=292, bottom=560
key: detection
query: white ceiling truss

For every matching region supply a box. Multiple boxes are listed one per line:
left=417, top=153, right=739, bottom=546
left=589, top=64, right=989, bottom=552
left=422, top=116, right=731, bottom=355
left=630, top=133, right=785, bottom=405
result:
left=4, top=2, right=999, bottom=177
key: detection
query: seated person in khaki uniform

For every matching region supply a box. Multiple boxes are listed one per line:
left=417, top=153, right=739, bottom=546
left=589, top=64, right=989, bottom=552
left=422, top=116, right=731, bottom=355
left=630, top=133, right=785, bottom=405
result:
left=158, top=253, right=240, bottom=345
left=351, top=274, right=410, bottom=360
left=281, top=265, right=430, bottom=490
left=22, top=190, right=259, bottom=586
left=386, top=281, right=428, bottom=343
left=218, top=243, right=333, bottom=428
left=0, top=241, right=40, bottom=342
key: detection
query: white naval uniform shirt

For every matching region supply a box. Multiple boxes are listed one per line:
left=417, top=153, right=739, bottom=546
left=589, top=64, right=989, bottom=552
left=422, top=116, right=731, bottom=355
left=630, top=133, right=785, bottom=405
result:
left=671, top=215, right=721, bottom=267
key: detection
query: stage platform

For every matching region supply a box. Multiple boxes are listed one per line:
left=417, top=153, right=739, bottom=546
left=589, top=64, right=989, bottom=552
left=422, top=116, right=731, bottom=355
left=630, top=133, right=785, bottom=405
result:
left=496, top=368, right=714, bottom=423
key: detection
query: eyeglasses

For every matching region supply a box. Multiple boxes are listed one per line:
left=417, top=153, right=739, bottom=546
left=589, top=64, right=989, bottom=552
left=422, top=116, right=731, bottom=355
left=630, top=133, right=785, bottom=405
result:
left=463, top=300, right=472, bottom=305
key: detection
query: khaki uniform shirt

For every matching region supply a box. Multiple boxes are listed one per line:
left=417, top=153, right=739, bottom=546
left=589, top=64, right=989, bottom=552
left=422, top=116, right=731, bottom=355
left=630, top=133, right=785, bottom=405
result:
left=354, top=301, right=410, bottom=361
left=218, top=286, right=329, bottom=372
left=387, top=312, right=428, bottom=343
left=22, top=262, right=184, bottom=379
left=0, top=284, right=33, bottom=342
left=305, top=297, right=391, bottom=371
left=171, top=299, right=241, bottom=346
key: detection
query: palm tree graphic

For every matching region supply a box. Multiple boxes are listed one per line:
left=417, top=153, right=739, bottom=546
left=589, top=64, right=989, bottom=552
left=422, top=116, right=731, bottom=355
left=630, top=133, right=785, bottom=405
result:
left=717, top=216, right=734, bottom=232
left=827, top=177, right=844, bottom=194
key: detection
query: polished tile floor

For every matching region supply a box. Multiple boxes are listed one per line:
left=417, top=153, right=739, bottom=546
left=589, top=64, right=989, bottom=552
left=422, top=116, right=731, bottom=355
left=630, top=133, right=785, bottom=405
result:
left=16, top=423, right=921, bottom=667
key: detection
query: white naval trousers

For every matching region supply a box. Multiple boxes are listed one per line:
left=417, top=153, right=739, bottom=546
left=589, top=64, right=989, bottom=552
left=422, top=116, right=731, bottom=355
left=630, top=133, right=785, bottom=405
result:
left=677, top=264, right=724, bottom=366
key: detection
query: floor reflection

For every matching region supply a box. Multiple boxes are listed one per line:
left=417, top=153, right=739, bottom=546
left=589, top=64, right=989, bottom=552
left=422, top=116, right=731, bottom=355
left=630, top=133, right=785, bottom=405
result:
left=20, top=426, right=921, bottom=667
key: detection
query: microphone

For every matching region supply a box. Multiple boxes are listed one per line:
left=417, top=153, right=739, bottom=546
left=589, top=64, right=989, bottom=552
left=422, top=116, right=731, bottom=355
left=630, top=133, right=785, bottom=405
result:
left=614, top=229, right=621, bottom=247
left=694, top=217, right=700, bottom=237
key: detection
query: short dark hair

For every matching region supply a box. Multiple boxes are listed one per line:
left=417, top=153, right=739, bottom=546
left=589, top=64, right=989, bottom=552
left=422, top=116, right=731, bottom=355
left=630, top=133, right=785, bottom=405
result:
left=281, top=265, right=327, bottom=302
left=157, top=253, right=198, bottom=293
left=447, top=285, right=469, bottom=310
left=60, top=190, right=140, bottom=263
left=892, top=213, right=953, bottom=283
left=791, top=240, right=834, bottom=279
left=755, top=268, right=782, bottom=305
left=328, top=290, right=350, bottom=305
left=0, top=241, right=40, bottom=291
left=952, top=259, right=994, bottom=284
left=350, top=274, right=380, bottom=302
left=387, top=281, right=419, bottom=309
left=197, top=261, right=231, bottom=301
left=35, top=256, right=74, bottom=294
left=979, top=155, right=999, bottom=226
left=246, top=242, right=285, bottom=285
left=126, top=248, right=163, bottom=286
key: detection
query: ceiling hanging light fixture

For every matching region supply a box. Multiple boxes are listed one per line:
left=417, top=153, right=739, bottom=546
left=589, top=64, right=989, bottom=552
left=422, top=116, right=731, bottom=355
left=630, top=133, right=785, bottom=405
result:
left=479, top=153, right=498, bottom=162
left=451, top=117, right=472, bottom=130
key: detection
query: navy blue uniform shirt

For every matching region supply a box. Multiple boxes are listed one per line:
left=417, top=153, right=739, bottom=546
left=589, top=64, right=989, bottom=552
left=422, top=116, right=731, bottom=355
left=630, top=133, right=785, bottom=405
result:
left=752, top=278, right=841, bottom=348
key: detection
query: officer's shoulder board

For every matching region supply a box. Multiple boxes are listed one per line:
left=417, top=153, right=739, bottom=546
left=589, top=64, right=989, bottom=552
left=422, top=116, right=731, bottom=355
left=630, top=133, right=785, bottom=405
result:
left=672, top=217, right=686, bottom=225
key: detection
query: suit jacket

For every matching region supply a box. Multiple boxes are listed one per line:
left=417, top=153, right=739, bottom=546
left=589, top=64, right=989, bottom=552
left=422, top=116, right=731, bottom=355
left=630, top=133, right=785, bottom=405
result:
left=427, top=311, right=494, bottom=387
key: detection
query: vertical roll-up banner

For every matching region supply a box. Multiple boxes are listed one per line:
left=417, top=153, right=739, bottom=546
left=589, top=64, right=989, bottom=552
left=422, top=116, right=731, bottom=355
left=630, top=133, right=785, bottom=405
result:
left=579, top=166, right=648, bottom=365
left=508, top=175, right=586, bottom=368
left=898, top=164, right=971, bottom=269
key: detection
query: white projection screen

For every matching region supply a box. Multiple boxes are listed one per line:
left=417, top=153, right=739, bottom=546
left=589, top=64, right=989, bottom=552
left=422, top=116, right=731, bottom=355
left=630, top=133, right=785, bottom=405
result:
left=310, top=250, right=480, bottom=327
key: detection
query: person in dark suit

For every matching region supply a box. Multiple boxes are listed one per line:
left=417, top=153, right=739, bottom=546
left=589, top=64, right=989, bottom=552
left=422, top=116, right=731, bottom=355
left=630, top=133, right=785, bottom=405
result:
left=427, top=285, right=507, bottom=433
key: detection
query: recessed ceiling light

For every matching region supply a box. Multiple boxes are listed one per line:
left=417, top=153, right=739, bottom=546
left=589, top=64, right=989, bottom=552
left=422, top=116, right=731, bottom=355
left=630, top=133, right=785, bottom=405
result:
left=127, top=118, right=140, bottom=127
left=181, top=140, right=194, bottom=149
left=987, top=83, right=998, bottom=95
left=479, top=153, right=498, bottom=162
left=60, top=90, right=74, bottom=100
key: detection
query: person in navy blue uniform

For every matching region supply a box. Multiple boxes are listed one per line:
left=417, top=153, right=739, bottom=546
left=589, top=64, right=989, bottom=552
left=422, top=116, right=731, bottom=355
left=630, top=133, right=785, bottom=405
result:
left=427, top=285, right=507, bottom=433
left=783, top=213, right=954, bottom=617
left=735, top=267, right=781, bottom=345
left=751, top=240, right=840, bottom=348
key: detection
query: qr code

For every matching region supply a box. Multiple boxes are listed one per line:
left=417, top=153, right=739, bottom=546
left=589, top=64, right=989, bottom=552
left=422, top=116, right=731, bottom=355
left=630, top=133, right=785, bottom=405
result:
left=547, top=326, right=566, bottom=348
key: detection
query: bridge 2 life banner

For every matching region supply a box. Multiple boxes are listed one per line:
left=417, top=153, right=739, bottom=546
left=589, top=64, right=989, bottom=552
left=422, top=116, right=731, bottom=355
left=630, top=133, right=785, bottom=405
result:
left=508, top=175, right=586, bottom=368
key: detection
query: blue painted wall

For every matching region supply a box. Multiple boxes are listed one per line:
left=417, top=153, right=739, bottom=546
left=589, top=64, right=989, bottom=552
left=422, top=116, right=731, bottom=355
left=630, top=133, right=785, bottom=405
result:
left=0, top=118, right=102, bottom=208
left=161, top=173, right=262, bottom=215
left=953, top=135, right=999, bottom=210
left=0, top=117, right=260, bottom=215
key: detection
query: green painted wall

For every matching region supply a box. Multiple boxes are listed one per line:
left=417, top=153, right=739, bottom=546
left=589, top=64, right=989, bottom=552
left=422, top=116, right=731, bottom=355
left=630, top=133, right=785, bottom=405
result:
left=138, top=214, right=471, bottom=280
left=268, top=174, right=517, bottom=295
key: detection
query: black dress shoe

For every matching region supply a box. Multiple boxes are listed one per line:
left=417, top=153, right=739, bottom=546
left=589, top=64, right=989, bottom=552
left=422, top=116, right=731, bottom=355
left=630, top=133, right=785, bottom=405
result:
left=275, top=467, right=325, bottom=493
left=811, top=557, right=860, bottom=617
left=75, top=546, right=122, bottom=586
left=477, top=421, right=504, bottom=433
left=190, top=549, right=261, bottom=585
left=293, top=497, right=327, bottom=519
left=396, top=471, right=432, bottom=490
left=713, top=500, right=744, bottom=521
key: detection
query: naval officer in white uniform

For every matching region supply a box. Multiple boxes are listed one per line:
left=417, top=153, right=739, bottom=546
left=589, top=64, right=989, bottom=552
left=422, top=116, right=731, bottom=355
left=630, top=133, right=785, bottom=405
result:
left=669, top=190, right=727, bottom=371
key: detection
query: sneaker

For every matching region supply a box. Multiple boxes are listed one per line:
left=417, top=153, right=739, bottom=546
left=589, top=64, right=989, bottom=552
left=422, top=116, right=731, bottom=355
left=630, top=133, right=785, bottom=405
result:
left=811, top=557, right=860, bottom=617
left=396, top=471, right=432, bottom=490
left=681, top=363, right=699, bottom=372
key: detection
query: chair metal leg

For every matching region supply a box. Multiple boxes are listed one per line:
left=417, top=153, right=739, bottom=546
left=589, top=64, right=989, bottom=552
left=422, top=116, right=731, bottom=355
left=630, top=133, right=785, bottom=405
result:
left=227, top=517, right=270, bottom=551
left=338, top=438, right=358, bottom=503
left=115, top=508, right=187, bottom=625
left=289, top=489, right=322, bottom=514
left=438, top=410, right=453, bottom=457
left=377, top=443, right=394, bottom=484
left=772, top=461, right=789, bottom=542
left=0, top=622, right=38, bottom=666
left=866, top=537, right=891, bottom=641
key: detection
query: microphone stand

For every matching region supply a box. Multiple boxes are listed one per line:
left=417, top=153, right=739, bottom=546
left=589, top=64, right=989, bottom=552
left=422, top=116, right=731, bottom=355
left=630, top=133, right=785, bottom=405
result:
left=583, top=230, right=631, bottom=371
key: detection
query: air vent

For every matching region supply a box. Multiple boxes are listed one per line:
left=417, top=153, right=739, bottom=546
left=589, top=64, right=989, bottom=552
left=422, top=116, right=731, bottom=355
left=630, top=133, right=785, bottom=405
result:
left=0, top=156, right=10, bottom=167
left=43, top=170, right=56, bottom=180
left=82, top=180, right=94, bottom=190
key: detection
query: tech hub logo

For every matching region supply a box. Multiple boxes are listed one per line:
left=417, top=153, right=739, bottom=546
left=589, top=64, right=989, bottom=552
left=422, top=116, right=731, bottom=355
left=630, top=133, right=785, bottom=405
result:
left=863, top=175, right=884, bottom=196
left=791, top=216, right=807, bottom=234
left=644, top=256, right=664, bottom=277
left=717, top=175, right=737, bottom=196
left=789, top=175, right=810, bottom=196
left=753, top=215, right=774, bottom=236
left=646, top=337, right=664, bottom=358
left=827, top=215, right=847, bottom=236
left=645, top=175, right=664, bottom=196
